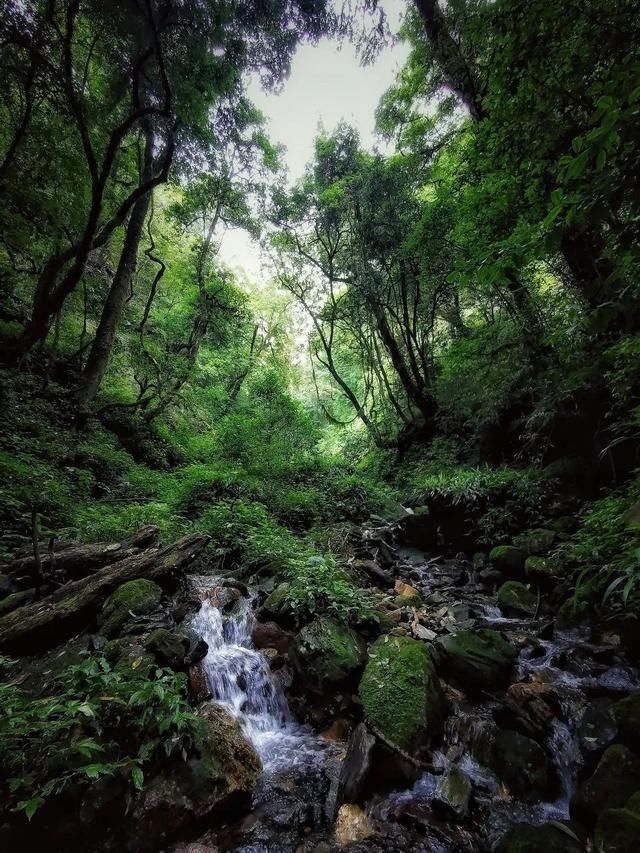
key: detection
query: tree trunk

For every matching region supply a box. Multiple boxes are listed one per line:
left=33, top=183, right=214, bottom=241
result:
left=76, top=129, right=155, bottom=411
left=4, top=525, right=160, bottom=587
left=0, top=532, right=209, bottom=654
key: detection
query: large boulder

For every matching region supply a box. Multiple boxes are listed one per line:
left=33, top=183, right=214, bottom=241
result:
left=525, top=556, right=561, bottom=582
left=359, top=635, right=445, bottom=753
left=290, top=617, right=366, bottom=688
left=132, top=703, right=261, bottom=851
left=497, top=581, right=537, bottom=618
left=594, top=791, right=640, bottom=853
left=570, top=744, right=640, bottom=828
left=489, top=546, right=525, bottom=577
left=251, top=621, right=293, bottom=655
left=257, top=582, right=292, bottom=624
left=436, top=628, right=517, bottom=693
left=556, top=594, right=592, bottom=630
left=144, top=628, right=190, bottom=670
left=99, top=579, right=163, bottom=638
left=496, top=822, right=583, bottom=853
left=473, top=727, right=557, bottom=803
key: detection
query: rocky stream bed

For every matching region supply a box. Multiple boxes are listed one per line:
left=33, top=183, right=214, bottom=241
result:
left=173, top=515, right=640, bottom=853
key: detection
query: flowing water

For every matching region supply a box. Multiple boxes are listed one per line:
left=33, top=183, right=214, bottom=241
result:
left=184, top=543, right=639, bottom=852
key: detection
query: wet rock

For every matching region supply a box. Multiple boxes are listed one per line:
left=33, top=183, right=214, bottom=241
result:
left=436, top=628, right=517, bottom=693
left=256, top=582, right=292, bottom=624
left=594, top=791, right=640, bottom=853
left=612, top=691, right=640, bottom=750
left=334, top=803, right=375, bottom=846
left=354, top=559, right=392, bottom=586
left=132, top=703, right=261, bottom=850
left=474, top=726, right=558, bottom=803
left=432, top=766, right=471, bottom=821
left=251, top=620, right=293, bottom=655
left=570, top=744, right=640, bottom=827
left=496, top=821, right=582, bottom=853
left=290, top=617, right=366, bottom=689
left=489, top=545, right=526, bottom=577
left=478, top=567, right=503, bottom=588
left=334, top=722, right=376, bottom=810
left=497, top=581, right=537, bottom=618
left=514, top=528, right=557, bottom=556
left=222, top=578, right=249, bottom=596
left=186, top=636, right=209, bottom=666
left=188, top=662, right=212, bottom=704
left=144, top=628, right=189, bottom=669
left=578, top=698, right=618, bottom=758
left=99, top=579, right=163, bottom=638
left=359, top=635, right=445, bottom=753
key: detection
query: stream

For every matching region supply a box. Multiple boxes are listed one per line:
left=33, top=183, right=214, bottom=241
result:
left=181, top=532, right=639, bottom=853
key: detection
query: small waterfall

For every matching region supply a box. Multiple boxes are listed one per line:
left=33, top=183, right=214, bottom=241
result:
left=190, top=581, right=330, bottom=774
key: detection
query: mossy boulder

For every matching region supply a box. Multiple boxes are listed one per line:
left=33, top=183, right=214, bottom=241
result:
left=497, top=581, right=537, bottom=617
left=489, top=545, right=526, bottom=577
left=594, top=791, right=640, bottom=853
left=436, top=628, right=517, bottom=693
left=496, top=822, right=583, bottom=853
left=359, top=635, right=445, bottom=752
left=99, top=579, right=163, bottom=638
left=612, top=692, right=640, bottom=750
left=525, top=556, right=561, bottom=581
left=570, top=744, right=640, bottom=827
left=290, top=617, right=366, bottom=687
left=556, top=594, right=592, bottom=630
left=258, top=582, right=292, bottom=624
left=103, top=637, right=155, bottom=677
left=394, top=593, right=422, bottom=608
left=133, top=703, right=261, bottom=846
left=514, top=528, right=557, bottom=556
left=473, top=727, right=557, bottom=803
left=144, top=628, right=189, bottom=670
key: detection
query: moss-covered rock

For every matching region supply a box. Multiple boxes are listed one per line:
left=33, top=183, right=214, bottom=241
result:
left=489, top=545, right=526, bottom=576
left=99, top=579, right=163, bottom=638
left=133, top=703, right=261, bottom=846
left=359, top=635, right=445, bottom=752
left=144, top=628, right=189, bottom=670
left=570, top=744, right=640, bottom=827
left=525, top=556, right=561, bottom=581
left=474, top=727, right=557, bottom=803
left=394, top=593, right=422, bottom=608
left=556, top=594, right=592, bottom=630
left=257, top=582, right=292, bottom=624
left=436, top=628, right=517, bottom=693
left=514, top=528, right=557, bottom=556
left=612, top=692, right=640, bottom=750
left=497, top=581, right=537, bottom=617
left=290, top=617, right=366, bottom=687
left=432, top=766, right=472, bottom=821
left=496, top=822, right=583, bottom=853
left=594, top=791, right=640, bottom=853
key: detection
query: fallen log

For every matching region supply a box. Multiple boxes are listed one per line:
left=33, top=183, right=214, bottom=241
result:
left=0, top=532, right=210, bottom=655
left=3, top=525, right=161, bottom=585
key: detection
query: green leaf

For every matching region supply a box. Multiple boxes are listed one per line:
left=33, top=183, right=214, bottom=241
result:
left=19, top=798, right=45, bottom=820
left=132, top=767, right=144, bottom=790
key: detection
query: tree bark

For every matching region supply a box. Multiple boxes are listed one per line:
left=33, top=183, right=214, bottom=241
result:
left=76, top=128, right=155, bottom=411
left=4, top=525, right=160, bottom=586
left=0, top=532, right=210, bottom=654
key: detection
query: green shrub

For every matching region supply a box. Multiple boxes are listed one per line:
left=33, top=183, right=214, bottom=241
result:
left=0, top=655, right=197, bottom=820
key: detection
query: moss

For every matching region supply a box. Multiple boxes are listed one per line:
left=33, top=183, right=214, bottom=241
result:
left=594, top=800, right=640, bottom=853
left=290, top=617, right=366, bottom=685
left=437, top=628, right=517, bottom=692
left=497, top=581, right=537, bottom=617
left=99, top=579, right=163, bottom=638
left=394, top=593, right=422, bottom=608
left=359, top=635, right=445, bottom=752
left=525, top=555, right=560, bottom=581
left=514, top=528, right=556, bottom=556
left=489, top=545, right=525, bottom=576
left=261, top=582, right=291, bottom=616
left=144, top=628, right=189, bottom=670
left=571, top=745, right=640, bottom=827
left=556, top=594, right=592, bottom=629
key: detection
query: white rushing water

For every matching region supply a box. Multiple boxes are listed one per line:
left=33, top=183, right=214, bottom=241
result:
left=190, top=582, right=329, bottom=774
